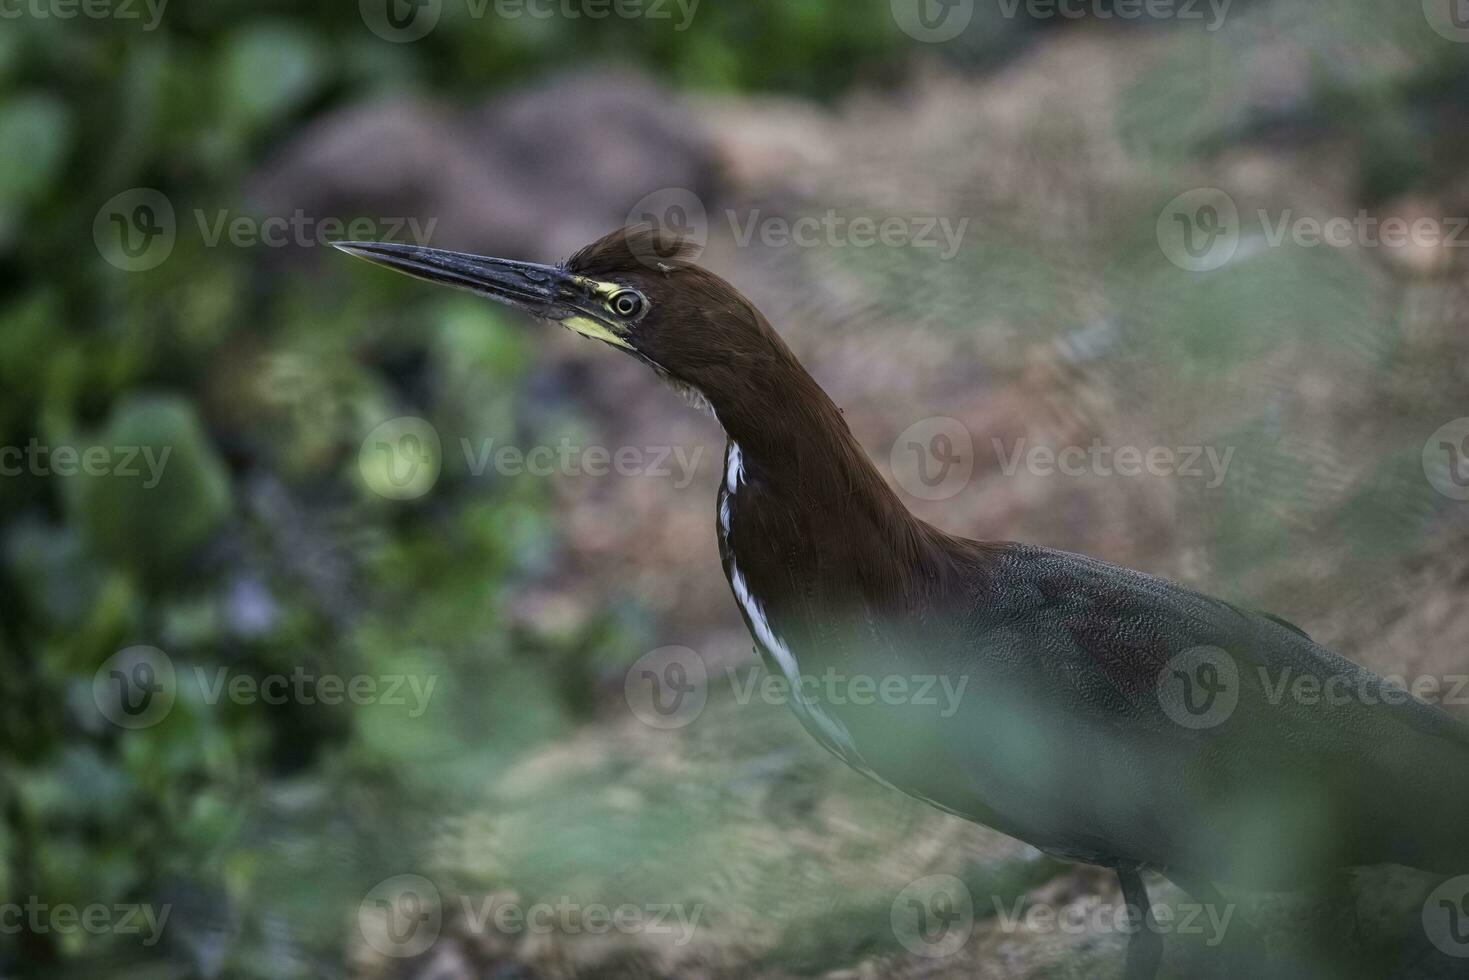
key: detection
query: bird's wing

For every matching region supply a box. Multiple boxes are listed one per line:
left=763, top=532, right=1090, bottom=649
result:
left=984, top=541, right=1469, bottom=748
left=938, top=541, right=1469, bottom=876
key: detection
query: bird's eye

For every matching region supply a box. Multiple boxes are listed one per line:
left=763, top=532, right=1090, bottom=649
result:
left=608, top=289, right=647, bottom=321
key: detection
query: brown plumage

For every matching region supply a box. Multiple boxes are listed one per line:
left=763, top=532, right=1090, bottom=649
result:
left=339, top=226, right=1469, bottom=980
left=565, top=229, right=942, bottom=607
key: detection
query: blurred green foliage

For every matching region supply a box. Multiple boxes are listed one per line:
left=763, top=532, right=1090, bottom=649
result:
left=0, top=2, right=912, bottom=976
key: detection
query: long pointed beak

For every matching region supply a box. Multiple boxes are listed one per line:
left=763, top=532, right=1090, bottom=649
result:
left=333, top=241, right=577, bottom=319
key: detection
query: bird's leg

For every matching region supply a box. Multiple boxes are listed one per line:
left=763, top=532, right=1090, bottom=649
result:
left=1118, top=869, right=1163, bottom=980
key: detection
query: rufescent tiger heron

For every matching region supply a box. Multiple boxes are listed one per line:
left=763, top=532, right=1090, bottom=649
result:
left=337, top=227, right=1469, bottom=979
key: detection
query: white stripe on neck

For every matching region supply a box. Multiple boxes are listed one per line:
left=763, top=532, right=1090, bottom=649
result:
left=725, top=442, right=743, bottom=493
left=720, top=440, right=864, bottom=764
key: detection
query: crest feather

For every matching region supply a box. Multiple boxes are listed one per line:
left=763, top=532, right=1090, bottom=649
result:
left=564, top=225, right=703, bottom=277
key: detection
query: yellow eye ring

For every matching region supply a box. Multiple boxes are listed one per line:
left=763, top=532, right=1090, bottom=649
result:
left=608, top=289, right=647, bottom=321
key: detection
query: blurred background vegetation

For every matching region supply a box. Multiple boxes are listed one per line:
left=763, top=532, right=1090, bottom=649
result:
left=3, top=1, right=1469, bottom=977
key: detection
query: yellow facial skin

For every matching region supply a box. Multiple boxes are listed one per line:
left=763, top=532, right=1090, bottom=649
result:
left=558, top=278, right=636, bottom=350
left=560, top=315, right=631, bottom=349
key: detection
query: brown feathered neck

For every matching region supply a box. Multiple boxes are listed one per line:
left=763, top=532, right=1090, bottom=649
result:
left=570, top=230, right=953, bottom=590
left=729, top=332, right=951, bottom=592
left=567, top=238, right=865, bottom=486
